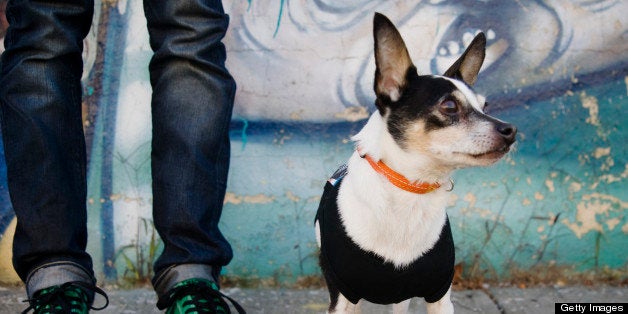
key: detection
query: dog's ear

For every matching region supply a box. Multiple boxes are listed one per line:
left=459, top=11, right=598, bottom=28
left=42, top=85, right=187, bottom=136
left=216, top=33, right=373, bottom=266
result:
left=373, top=12, right=413, bottom=103
left=443, top=32, right=486, bottom=86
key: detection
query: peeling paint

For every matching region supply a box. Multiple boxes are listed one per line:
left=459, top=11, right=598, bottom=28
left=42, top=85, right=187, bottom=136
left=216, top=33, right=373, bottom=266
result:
left=593, top=147, right=611, bottom=159
left=107, top=193, right=149, bottom=204
left=285, top=191, right=300, bottom=202
left=464, top=193, right=477, bottom=207
left=585, top=193, right=628, bottom=208
left=561, top=193, right=626, bottom=239
left=224, top=192, right=276, bottom=205
left=569, top=182, right=582, bottom=193
left=548, top=213, right=557, bottom=226
left=333, top=106, right=369, bottom=122
left=600, top=156, right=614, bottom=172
left=562, top=205, right=605, bottom=239
left=460, top=192, right=496, bottom=219
left=545, top=179, right=555, bottom=192
left=606, top=218, right=620, bottom=230
left=289, top=110, right=304, bottom=121
left=589, top=162, right=627, bottom=187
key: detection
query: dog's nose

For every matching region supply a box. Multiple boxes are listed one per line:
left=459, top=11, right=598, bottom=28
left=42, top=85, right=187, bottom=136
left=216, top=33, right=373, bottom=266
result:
left=496, top=122, right=517, bottom=143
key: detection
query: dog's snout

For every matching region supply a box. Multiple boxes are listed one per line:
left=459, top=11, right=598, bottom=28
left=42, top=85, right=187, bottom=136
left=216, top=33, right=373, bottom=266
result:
left=496, top=122, right=517, bottom=143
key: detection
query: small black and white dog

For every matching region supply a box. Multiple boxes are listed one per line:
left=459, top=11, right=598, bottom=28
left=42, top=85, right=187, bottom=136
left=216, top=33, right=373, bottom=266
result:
left=315, top=13, right=516, bottom=314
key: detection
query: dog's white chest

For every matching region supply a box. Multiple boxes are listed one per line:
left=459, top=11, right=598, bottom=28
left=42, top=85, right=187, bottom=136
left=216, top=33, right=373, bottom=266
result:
left=336, top=157, right=449, bottom=268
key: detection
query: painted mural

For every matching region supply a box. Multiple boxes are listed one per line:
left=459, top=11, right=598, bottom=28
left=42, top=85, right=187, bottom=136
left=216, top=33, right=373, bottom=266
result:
left=0, top=0, right=626, bottom=285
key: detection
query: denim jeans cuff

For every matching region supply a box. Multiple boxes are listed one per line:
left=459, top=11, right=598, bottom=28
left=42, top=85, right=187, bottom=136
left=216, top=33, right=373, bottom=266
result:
left=25, top=261, right=96, bottom=299
left=153, top=264, right=216, bottom=302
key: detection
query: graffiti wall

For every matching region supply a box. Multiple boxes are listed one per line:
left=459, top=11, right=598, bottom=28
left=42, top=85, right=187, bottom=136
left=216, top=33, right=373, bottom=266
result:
left=0, top=0, right=626, bottom=285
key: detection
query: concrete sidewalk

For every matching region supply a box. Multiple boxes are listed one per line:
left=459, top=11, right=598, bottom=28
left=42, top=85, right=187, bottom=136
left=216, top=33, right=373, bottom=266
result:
left=1, top=285, right=626, bottom=313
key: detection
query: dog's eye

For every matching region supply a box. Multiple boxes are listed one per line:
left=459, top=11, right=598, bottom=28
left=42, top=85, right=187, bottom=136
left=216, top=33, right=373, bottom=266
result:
left=439, top=100, right=458, bottom=115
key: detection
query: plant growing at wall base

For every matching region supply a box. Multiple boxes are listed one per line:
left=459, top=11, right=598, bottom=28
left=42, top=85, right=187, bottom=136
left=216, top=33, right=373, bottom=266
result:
left=113, top=217, right=162, bottom=286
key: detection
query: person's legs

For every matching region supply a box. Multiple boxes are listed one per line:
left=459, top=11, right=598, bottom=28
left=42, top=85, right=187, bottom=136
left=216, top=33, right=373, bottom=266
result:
left=142, top=0, right=236, bottom=307
left=0, top=0, right=97, bottom=300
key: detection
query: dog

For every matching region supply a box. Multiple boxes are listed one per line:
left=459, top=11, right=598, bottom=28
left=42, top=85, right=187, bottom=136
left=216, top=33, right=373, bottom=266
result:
left=315, top=13, right=517, bottom=314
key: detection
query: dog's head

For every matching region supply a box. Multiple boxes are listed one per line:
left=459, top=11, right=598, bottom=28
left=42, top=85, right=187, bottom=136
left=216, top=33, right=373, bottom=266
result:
left=371, top=12, right=516, bottom=169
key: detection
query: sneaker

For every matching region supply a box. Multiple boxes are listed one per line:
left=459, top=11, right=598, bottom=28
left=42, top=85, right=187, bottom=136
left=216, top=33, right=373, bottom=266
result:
left=22, top=281, right=109, bottom=314
left=162, top=278, right=245, bottom=314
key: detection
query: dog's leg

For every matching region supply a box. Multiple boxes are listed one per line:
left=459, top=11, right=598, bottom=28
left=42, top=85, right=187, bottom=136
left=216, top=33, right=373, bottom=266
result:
left=426, top=287, right=454, bottom=314
left=392, top=299, right=411, bottom=314
left=328, top=293, right=360, bottom=314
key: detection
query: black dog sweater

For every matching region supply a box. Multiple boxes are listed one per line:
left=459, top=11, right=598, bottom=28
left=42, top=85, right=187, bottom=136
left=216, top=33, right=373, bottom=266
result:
left=316, top=166, right=455, bottom=304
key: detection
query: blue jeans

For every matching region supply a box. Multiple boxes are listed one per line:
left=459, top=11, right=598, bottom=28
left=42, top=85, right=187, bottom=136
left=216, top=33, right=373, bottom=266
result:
left=0, top=0, right=235, bottom=303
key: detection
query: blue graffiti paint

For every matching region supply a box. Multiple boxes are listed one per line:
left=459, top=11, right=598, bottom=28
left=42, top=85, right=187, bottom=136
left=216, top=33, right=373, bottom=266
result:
left=273, top=0, right=285, bottom=38
left=231, top=118, right=250, bottom=151
left=0, top=133, right=14, bottom=235
left=246, top=0, right=285, bottom=37
left=96, top=4, right=130, bottom=280
left=86, top=86, right=95, bottom=96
